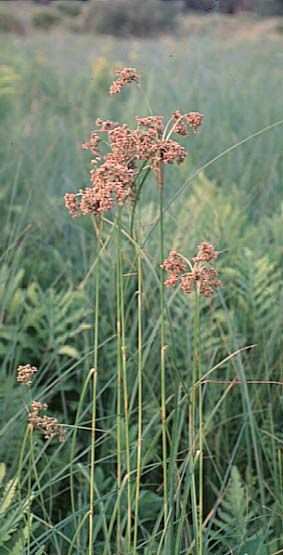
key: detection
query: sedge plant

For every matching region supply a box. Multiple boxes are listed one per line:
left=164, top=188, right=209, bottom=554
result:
left=15, top=66, right=224, bottom=554
left=63, top=66, right=216, bottom=554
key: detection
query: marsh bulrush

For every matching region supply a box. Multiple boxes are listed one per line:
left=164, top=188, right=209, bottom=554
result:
left=64, top=66, right=204, bottom=555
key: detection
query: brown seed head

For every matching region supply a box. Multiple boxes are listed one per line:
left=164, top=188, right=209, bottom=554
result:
left=186, top=112, right=203, bottom=133
left=192, top=241, right=219, bottom=263
left=28, top=401, right=66, bottom=443
left=161, top=251, right=187, bottom=287
left=109, top=67, right=140, bottom=95
left=17, top=364, right=38, bottom=387
left=162, top=242, right=221, bottom=297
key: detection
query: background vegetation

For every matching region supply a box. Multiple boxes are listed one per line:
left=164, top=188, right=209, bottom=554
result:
left=0, top=7, right=283, bottom=554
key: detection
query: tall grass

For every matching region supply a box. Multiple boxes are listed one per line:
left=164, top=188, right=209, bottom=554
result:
left=1, top=28, right=283, bottom=554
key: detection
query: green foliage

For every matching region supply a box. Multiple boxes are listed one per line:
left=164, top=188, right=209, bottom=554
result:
left=32, top=9, right=62, bottom=30
left=0, top=9, right=26, bottom=34
left=255, top=0, right=283, bottom=15
left=56, top=1, right=82, bottom=17
left=0, top=65, right=20, bottom=95
left=0, top=463, right=32, bottom=552
left=23, top=284, right=91, bottom=363
left=209, top=466, right=267, bottom=553
left=0, top=263, right=90, bottom=364
left=81, top=0, right=179, bottom=36
left=211, top=466, right=252, bottom=547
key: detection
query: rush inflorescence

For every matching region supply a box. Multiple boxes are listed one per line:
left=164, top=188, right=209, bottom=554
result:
left=64, top=67, right=203, bottom=219
left=162, top=241, right=222, bottom=297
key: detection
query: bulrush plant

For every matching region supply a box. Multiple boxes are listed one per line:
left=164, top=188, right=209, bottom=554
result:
left=16, top=363, right=65, bottom=555
left=16, top=364, right=65, bottom=443
left=63, top=66, right=219, bottom=554
left=162, top=243, right=221, bottom=554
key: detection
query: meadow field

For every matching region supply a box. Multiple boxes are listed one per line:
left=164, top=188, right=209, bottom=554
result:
left=1, top=14, right=283, bottom=554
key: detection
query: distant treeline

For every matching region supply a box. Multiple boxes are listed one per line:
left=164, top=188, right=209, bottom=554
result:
left=162, top=0, right=283, bottom=15
left=32, top=0, right=283, bottom=16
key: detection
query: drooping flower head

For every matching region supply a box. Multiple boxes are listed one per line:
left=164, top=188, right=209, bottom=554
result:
left=173, top=111, right=203, bottom=136
left=109, top=67, right=140, bottom=95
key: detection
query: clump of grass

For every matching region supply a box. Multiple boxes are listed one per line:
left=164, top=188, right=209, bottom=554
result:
left=81, top=0, right=179, bottom=37
left=56, top=1, right=82, bottom=18
left=63, top=65, right=210, bottom=554
left=32, top=9, right=62, bottom=30
left=0, top=9, right=26, bottom=34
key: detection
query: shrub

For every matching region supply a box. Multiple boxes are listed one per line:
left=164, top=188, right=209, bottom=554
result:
left=256, top=0, right=283, bottom=15
left=81, top=0, right=179, bottom=37
left=56, top=1, right=82, bottom=17
left=32, top=9, right=62, bottom=29
left=0, top=10, right=26, bottom=34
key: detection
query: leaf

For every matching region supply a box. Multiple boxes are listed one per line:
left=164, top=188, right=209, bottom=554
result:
left=138, top=490, right=163, bottom=522
left=239, top=535, right=268, bottom=555
left=0, top=464, right=6, bottom=487
left=58, top=345, right=80, bottom=359
left=0, top=478, right=18, bottom=515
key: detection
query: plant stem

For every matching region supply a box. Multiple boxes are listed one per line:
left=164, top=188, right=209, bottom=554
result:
left=89, top=217, right=102, bottom=555
left=194, top=286, right=203, bottom=555
left=133, top=205, right=143, bottom=555
left=70, top=367, right=94, bottom=552
left=27, top=426, right=32, bottom=555
left=118, top=213, right=132, bottom=554
left=116, top=211, right=122, bottom=555
left=158, top=168, right=168, bottom=538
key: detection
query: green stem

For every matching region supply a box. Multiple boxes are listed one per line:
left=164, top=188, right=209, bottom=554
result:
left=116, top=212, right=122, bottom=555
left=27, top=427, right=33, bottom=555
left=194, top=286, right=203, bottom=555
left=158, top=173, right=168, bottom=537
left=118, top=213, right=132, bottom=554
left=17, top=424, right=29, bottom=493
left=68, top=512, right=89, bottom=555
left=133, top=206, right=143, bottom=555
left=89, top=217, right=102, bottom=555
left=70, top=367, right=94, bottom=552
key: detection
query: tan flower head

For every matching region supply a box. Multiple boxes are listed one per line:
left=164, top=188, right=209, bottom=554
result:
left=109, top=67, right=140, bottom=95
left=161, top=251, right=187, bottom=287
left=65, top=67, right=203, bottom=219
left=96, top=118, right=119, bottom=131
left=136, top=116, right=164, bottom=136
left=162, top=241, right=221, bottom=298
left=186, top=112, right=203, bottom=133
left=17, top=364, right=38, bottom=387
left=28, top=401, right=66, bottom=443
left=192, top=241, right=219, bottom=263
left=172, top=111, right=203, bottom=136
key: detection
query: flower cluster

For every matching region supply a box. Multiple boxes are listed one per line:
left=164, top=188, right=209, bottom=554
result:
left=162, top=241, right=221, bottom=297
left=28, top=401, right=66, bottom=443
left=16, top=363, right=66, bottom=442
left=109, top=67, right=140, bottom=95
left=17, top=364, right=38, bottom=387
left=64, top=68, right=203, bottom=219
left=161, top=251, right=187, bottom=287
left=173, top=111, right=203, bottom=136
